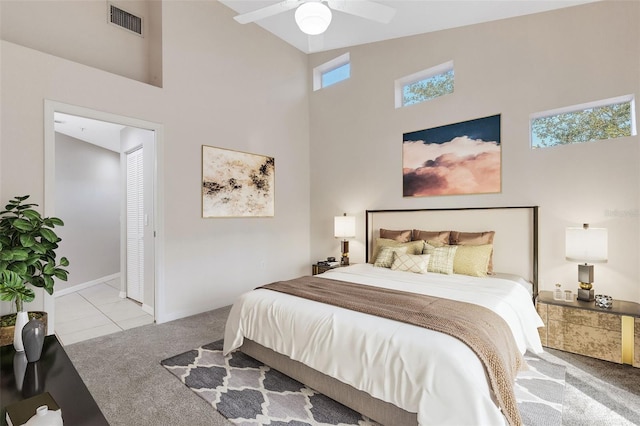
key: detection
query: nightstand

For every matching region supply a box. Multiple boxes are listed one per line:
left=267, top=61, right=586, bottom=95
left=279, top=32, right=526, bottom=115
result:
left=536, top=290, right=640, bottom=367
left=312, top=264, right=339, bottom=275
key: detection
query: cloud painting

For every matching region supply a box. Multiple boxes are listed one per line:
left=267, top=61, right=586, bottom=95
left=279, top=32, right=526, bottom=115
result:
left=202, top=146, right=274, bottom=217
left=402, top=115, right=501, bottom=197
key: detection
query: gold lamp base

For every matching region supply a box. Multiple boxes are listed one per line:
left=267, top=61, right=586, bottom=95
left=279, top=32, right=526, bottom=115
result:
left=579, top=282, right=593, bottom=290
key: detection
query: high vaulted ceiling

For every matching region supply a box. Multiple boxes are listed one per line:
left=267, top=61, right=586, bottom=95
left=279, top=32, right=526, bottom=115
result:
left=219, top=0, right=599, bottom=54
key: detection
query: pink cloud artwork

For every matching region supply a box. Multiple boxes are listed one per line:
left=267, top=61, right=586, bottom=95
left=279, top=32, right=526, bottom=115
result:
left=402, top=115, right=501, bottom=197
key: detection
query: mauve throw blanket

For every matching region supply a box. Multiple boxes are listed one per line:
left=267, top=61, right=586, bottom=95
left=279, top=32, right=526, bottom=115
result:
left=260, top=275, right=525, bottom=426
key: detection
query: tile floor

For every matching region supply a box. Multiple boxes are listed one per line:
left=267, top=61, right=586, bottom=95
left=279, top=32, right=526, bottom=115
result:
left=54, top=278, right=154, bottom=346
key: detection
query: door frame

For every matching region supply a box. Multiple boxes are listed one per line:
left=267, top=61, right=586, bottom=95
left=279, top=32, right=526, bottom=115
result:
left=43, top=100, right=166, bottom=334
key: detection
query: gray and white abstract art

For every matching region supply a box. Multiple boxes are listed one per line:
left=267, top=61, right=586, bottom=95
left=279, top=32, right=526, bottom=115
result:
left=202, top=145, right=275, bottom=217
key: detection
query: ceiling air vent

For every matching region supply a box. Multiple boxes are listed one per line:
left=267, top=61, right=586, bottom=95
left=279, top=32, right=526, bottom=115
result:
left=109, top=4, right=142, bottom=36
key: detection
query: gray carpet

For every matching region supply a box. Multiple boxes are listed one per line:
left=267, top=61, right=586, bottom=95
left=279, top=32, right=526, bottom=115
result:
left=64, top=305, right=640, bottom=425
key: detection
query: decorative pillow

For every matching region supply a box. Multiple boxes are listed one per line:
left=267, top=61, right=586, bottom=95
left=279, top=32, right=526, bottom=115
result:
left=423, top=243, right=458, bottom=274
left=412, top=230, right=450, bottom=246
left=449, top=231, right=496, bottom=273
left=379, top=228, right=412, bottom=243
left=425, top=239, right=446, bottom=248
left=450, top=231, right=495, bottom=245
left=391, top=252, right=430, bottom=274
left=374, top=246, right=409, bottom=268
left=453, top=244, right=493, bottom=277
left=370, top=238, right=425, bottom=264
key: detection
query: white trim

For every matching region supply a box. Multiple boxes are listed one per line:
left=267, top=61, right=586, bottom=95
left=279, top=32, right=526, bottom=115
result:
left=530, top=94, right=635, bottom=120
left=313, top=52, right=350, bottom=91
left=142, top=303, right=154, bottom=316
left=160, top=305, right=212, bottom=324
left=43, top=99, right=165, bottom=331
left=54, top=273, right=120, bottom=297
left=394, top=60, right=454, bottom=108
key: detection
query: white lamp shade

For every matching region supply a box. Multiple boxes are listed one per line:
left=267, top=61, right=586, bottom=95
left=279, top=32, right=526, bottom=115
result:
left=334, top=215, right=356, bottom=239
left=295, top=2, right=332, bottom=35
left=565, top=225, right=608, bottom=263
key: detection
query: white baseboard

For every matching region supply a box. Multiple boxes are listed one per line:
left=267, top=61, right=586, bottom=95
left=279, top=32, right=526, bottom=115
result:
left=157, top=306, right=205, bottom=324
left=54, top=273, right=120, bottom=297
left=142, top=304, right=154, bottom=316
left=119, top=291, right=126, bottom=299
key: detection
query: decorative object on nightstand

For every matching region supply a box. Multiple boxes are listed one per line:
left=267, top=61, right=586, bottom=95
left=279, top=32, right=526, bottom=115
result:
left=553, top=283, right=563, bottom=301
left=565, top=223, right=608, bottom=301
left=595, top=294, right=613, bottom=309
left=334, top=213, right=356, bottom=266
left=564, top=290, right=573, bottom=301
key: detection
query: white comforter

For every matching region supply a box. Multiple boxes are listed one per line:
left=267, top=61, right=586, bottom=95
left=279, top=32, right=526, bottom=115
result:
left=224, top=264, right=544, bottom=426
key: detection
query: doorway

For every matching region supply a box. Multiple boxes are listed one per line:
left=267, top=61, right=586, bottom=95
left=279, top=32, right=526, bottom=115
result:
left=43, top=100, right=164, bottom=338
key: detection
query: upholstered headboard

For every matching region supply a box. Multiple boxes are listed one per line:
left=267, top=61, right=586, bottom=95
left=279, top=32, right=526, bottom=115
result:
left=365, top=207, right=539, bottom=298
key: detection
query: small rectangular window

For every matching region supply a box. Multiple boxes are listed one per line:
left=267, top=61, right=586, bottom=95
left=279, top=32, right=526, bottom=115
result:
left=531, top=95, right=636, bottom=148
left=322, top=63, right=350, bottom=89
left=395, top=61, right=454, bottom=108
left=313, top=53, right=350, bottom=91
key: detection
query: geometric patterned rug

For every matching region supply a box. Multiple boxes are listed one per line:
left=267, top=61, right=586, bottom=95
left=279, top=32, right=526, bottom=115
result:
left=161, top=340, right=565, bottom=426
left=516, top=352, right=566, bottom=426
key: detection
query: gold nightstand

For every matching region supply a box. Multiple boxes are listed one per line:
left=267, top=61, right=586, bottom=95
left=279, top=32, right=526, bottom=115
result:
left=536, top=290, right=640, bottom=367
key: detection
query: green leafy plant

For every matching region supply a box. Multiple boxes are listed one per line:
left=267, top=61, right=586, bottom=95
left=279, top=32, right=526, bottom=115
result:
left=0, top=195, right=69, bottom=313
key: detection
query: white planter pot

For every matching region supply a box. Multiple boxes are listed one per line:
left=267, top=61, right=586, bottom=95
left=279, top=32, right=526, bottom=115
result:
left=13, top=311, right=29, bottom=352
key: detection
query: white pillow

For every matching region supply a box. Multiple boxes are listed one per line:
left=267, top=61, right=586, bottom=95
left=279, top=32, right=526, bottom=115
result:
left=391, top=252, right=430, bottom=274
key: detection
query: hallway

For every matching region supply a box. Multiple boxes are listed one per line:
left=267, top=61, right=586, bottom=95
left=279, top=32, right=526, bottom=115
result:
left=54, top=278, right=154, bottom=345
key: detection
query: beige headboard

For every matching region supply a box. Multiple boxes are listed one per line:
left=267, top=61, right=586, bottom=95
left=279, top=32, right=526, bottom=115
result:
left=366, top=207, right=538, bottom=297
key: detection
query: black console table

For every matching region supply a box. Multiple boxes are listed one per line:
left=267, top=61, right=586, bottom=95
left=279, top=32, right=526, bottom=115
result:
left=1, top=335, right=108, bottom=425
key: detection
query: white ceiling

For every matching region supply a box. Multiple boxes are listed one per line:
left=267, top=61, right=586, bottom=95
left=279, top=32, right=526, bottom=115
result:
left=54, top=113, right=125, bottom=152
left=219, top=0, right=599, bottom=54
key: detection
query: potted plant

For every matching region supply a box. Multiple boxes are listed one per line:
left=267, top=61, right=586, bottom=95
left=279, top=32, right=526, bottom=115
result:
left=0, top=195, right=69, bottom=347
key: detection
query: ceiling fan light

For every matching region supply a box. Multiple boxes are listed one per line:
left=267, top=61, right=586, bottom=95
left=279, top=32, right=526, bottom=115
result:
left=295, top=2, right=332, bottom=35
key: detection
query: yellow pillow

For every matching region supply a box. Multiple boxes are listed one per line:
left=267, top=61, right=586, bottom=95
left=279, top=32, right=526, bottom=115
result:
left=423, top=243, right=458, bottom=274
left=453, top=244, right=493, bottom=277
left=374, top=246, right=408, bottom=268
left=370, top=238, right=425, bottom=264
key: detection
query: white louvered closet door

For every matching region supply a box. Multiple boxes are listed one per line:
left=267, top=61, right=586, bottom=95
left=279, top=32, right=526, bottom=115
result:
left=126, top=147, right=144, bottom=303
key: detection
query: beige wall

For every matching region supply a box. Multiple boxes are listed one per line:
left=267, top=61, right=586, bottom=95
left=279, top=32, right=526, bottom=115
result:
left=309, top=1, right=640, bottom=302
left=2, top=0, right=638, bottom=322
left=0, top=0, right=162, bottom=86
left=0, top=1, right=310, bottom=320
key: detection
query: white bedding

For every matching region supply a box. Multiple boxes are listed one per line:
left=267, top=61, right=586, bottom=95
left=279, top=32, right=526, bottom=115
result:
left=224, top=264, right=544, bottom=426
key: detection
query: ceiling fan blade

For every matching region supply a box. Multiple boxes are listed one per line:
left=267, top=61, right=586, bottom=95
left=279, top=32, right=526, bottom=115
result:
left=327, top=0, right=396, bottom=24
left=234, top=0, right=302, bottom=24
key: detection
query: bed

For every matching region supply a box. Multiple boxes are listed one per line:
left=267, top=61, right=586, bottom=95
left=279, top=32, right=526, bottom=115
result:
left=224, top=206, right=544, bottom=426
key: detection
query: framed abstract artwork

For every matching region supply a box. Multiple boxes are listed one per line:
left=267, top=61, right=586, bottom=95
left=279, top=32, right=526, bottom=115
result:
left=402, top=114, right=501, bottom=197
left=202, top=145, right=275, bottom=217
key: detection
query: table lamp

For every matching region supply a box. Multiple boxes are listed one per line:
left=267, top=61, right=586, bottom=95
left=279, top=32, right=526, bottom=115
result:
left=334, top=213, right=356, bottom=266
left=565, top=224, right=608, bottom=301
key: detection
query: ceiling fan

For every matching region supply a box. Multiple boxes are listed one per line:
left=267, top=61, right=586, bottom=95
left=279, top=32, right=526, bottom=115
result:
left=233, top=0, right=396, bottom=36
